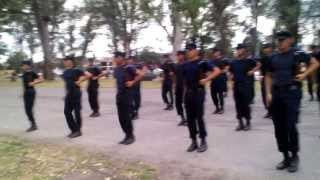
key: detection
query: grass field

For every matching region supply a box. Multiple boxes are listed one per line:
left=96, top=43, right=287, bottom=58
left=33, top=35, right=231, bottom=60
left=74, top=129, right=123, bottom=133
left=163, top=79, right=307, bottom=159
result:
left=0, top=135, right=156, bottom=180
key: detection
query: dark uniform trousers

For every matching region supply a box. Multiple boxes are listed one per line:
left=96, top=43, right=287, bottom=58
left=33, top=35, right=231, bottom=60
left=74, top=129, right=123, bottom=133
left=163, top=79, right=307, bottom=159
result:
left=261, top=77, right=271, bottom=113
left=175, top=86, right=184, bottom=116
left=132, top=84, right=141, bottom=113
left=234, top=84, right=251, bottom=122
left=162, top=80, right=173, bottom=106
left=307, top=75, right=314, bottom=98
left=185, top=88, right=207, bottom=140
left=87, top=85, right=99, bottom=113
left=64, top=90, right=82, bottom=133
left=249, top=77, right=255, bottom=103
left=271, top=85, right=301, bottom=153
left=23, top=88, right=36, bottom=125
left=210, top=82, right=224, bottom=110
left=116, top=90, right=134, bottom=137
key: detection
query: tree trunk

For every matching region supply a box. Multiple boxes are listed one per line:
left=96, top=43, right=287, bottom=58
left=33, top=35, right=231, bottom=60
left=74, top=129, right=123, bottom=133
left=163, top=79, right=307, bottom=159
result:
left=31, top=0, right=54, bottom=80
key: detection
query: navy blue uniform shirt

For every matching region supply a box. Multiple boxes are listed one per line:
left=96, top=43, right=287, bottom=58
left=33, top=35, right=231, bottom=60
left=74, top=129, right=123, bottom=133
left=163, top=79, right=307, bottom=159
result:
left=63, top=68, right=84, bottom=93
left=210, top=59, right=228, bottom=83
left=22, top=71, right=39, bottom=90
left=266, top=48, right=311, bottom=86
left=86, top=65, right=102, bottom=87
left=161, top=61, right=175, bottom=81
left=114, top=64, right=137, bottom=93
left=183, top=59, right=215, bottom=90
left=230, top=58, right=256, bottom=87
left=174, top=62, right=186, bottom=89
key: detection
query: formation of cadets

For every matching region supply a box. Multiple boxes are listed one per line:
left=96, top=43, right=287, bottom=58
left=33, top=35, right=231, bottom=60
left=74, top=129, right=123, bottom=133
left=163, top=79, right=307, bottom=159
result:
left=20, top=31, right=320, bottom=173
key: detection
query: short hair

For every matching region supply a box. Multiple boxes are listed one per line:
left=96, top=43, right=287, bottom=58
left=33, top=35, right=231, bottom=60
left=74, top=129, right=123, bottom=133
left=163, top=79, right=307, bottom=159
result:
left=176, top=50, right=186, bottom=56
left=63, top=54, right=76, bottom=62
left=114, top=51, right=126, bottom=58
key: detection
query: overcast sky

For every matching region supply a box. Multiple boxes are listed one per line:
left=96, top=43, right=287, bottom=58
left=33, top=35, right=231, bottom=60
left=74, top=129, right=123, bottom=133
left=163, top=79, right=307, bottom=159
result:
left=0, top=0, right=314, bottom=63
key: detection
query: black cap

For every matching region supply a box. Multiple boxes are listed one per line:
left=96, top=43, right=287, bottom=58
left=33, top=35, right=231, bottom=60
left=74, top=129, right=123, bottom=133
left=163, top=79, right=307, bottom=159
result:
left=114, top=51, right=126, bottom=58
left=275, top=31, right=293, bottom=40
left=22, top=59, right=33, bottom=66
left=176, top=50, right=186, bottom=56
left=236, top=43, right=248, bottom=50
left=185, top=43, right=197, bottom=50
left=88, top=58, right=95, bottom=62
left=262, top=43, right=273, bottom=49
left=63, top=54, right=76, bottom=62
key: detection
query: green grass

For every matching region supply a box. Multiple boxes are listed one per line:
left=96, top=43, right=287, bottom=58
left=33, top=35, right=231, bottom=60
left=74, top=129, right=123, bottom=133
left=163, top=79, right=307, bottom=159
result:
left=0, top=135, right=157, bottom=180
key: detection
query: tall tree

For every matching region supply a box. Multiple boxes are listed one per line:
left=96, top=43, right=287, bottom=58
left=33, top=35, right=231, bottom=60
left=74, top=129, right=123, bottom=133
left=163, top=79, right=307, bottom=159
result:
left=85, top=0, right=151, bottom=54
left=142, top=0, right=185, bottom=54
left=206, top=0, right=237, bottom=54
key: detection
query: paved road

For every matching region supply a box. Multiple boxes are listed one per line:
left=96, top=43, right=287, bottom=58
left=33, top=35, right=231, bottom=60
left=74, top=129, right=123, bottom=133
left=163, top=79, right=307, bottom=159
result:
left=0, top=86, right=319, bottom=180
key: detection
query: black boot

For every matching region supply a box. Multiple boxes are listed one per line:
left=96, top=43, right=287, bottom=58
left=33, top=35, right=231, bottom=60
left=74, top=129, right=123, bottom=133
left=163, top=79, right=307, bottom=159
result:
left=68, top=131, right=82, bottom=138
left=288, top=154, right=299, bottom=173
left=197, top=139, right=208, bottom=153
left=213, top=108, right=220, bottom=114
left=217, top=108, right=224, bottom=114
left=276, top=152, right=290, bottom=170
left=178, top=116, right=187, bottom=126
left=187, top=139, right=198, bottom=152
left=26, top=123, right=38, bottom=132
left=123, top=135, right=136, bottom=145
left=243, top=119, right=251, bottom=131
left=235, top=118, right=244, bottom=131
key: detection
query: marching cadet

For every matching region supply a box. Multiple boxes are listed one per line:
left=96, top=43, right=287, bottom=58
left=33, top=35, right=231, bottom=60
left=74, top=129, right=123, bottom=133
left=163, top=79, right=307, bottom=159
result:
left=305, top=45, right=318, bottom=101
left=160, top=55, right=175, bottom=110
left=173, top=50, right=187, bottom=126
left=265, top=31, right=319, bottom=173
left=209, top=48, right=229, bottom=114
left=113, top=52, right=144, bottom=145
left=183, top=43, right=221, bottom=153
left=229, top=44, right=261, bottom=131
left=126, top=56, right=144, bottom=120
left=260, top=43, right=274, bottom=119
left=309, top=45, right=319, bottom=101
left=86, top=58, right=103, bottom=118
left=62, top=55, right=92, bottom=138
left=21, top=60, right=44, bottom=132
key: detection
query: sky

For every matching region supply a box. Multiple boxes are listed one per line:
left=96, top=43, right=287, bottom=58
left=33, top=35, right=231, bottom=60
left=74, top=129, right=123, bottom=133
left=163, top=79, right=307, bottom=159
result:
left=0, top=0, right=314, bottom=63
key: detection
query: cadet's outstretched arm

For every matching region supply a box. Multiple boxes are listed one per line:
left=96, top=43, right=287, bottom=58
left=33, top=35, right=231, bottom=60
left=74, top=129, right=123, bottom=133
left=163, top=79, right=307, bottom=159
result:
left=29, top=75, right=44, bottom=86
left=248, top=62, right=262, bottom=76
left=126, top=70, right=144, bottom=87
left=76, top=72, right=93, bottom=85
left=265, top=72, right=273, bottom=107
left=295, top=57, right=320, bottom=81
left=199, top=67, right=221, bottom=85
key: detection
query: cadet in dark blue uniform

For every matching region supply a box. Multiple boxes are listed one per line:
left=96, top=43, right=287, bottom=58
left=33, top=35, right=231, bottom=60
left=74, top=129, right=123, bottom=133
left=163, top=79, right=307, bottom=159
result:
left=21, top=60, right=43, bottom=132
left=230, top=44, right=260, bottom=131
left=86, top=58, right=103, bottom=118
left=173, top=50, right=187, bottom=126
left=113, top=52, right=143, bottom=145
left=309, top=45, right=319, bottom=101
left=265, top=31, right=319, bottom=173
left=62, top=55, right=92, bottom=138
left=260, top=43, right=274, bottom=119
left=127, top=56, right=144, bottom=120
left=183, top=43, right=221, bottom=153
left=209, top=48, right=229, bottom=114
left=160, top=55, right=175, bottom=110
